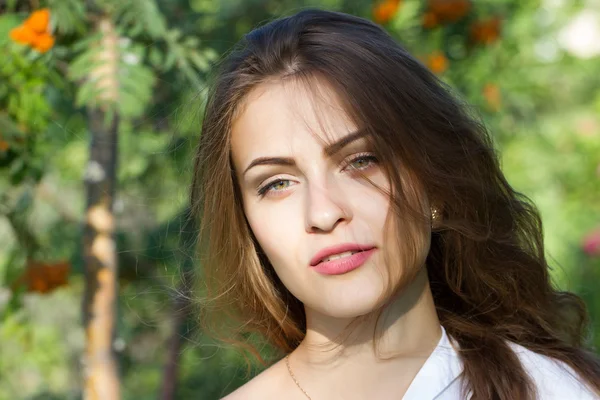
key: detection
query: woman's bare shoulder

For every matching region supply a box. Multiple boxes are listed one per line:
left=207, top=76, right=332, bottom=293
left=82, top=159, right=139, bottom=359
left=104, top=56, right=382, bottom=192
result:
left=221, top=358, right=295, bottom=400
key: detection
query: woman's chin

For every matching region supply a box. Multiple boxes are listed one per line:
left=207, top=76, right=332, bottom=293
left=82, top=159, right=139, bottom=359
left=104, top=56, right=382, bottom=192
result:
left=308, top=288, right=386, bottom=320
left=319, top=305, right=378, bottom=319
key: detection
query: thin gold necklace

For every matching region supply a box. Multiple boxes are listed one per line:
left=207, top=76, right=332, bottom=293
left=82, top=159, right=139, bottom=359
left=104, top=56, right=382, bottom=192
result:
left=285, top=354, right=312, bottom=399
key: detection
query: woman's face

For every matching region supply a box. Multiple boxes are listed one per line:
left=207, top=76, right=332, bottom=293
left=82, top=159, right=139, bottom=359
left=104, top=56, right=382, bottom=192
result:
left=230, top=79, right=428, bottom=319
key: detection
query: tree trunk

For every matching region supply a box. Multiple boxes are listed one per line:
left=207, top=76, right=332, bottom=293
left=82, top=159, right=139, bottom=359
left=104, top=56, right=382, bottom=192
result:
left=82, top=107, right=120, bottom=400
left=160, top=286, right=191, bottom=400
left=160, top=208, right=198, bottom=400
left=81, top=15, right=121, bottom=400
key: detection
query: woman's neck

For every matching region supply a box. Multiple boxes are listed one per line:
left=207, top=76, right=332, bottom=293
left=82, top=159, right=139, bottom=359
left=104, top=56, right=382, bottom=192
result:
left=295, top=267, right=441, bottom=368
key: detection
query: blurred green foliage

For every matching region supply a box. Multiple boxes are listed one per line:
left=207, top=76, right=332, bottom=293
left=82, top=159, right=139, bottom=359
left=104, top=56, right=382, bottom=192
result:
left=0, top=0, right=599, bottom=399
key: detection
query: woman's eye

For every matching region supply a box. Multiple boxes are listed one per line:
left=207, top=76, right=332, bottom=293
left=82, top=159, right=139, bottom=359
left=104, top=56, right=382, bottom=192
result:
left=257, top=179, right=291, bottom=197
left=345, top=154, right=378, bottom=171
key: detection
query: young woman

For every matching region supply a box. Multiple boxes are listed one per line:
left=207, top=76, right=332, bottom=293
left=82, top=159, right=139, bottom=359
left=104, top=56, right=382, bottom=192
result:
left=191, top=9, right=600, bottom=400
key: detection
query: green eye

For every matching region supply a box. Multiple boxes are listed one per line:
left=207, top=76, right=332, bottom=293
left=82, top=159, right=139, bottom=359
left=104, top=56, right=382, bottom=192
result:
left=346, top=154, right=378, bottom=171
left=271, top=180, right=289, bottom=190
left=257, top=179, right=291, bottom=197
left=351, top=158, right=370, bottom=169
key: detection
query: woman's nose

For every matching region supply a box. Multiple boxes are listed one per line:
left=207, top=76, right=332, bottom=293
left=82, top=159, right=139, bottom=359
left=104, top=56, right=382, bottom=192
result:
left=304, top=179, right=352, bottom=233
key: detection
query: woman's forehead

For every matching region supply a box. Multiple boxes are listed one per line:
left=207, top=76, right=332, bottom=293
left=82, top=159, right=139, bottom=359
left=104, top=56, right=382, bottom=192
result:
left=231, top=79, right=358, bottom=154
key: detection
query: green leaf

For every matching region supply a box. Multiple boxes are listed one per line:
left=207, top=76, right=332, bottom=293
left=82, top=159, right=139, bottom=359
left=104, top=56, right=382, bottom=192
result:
left=166, top=28, right=182, bottom=42
left=203, top=47, right=219, bottom=61
left=188, top=50, right=210, bottom=72
left=116, top=61, right=155, bottom=118
left=0, top=114, right=22, bottom=138
left=163, top=49, right=177, bottom=71
left=391, top=0, right=421, bottom=31
left=148, top=47, right=164, bottom=68
left=74, top=81, right=102, bottom=108
left=9, top=158, right=26, bottom=185
left=0, top=14, right=21, bottom=47
left=48, top=0, right=87, bottom=35
left=112, top=0, right=168, bottom=38
left=69, top=48, right=101, bottom=81
left=183, top=36, right=200, bottom=48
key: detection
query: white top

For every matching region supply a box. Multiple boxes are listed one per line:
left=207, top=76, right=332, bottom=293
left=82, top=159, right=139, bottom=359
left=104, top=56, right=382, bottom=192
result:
left=404, top=327, right=598, bottom=400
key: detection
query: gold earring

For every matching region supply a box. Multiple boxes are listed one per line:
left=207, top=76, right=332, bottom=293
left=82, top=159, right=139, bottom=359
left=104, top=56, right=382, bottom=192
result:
left=431, top=207, right=440, bottom=227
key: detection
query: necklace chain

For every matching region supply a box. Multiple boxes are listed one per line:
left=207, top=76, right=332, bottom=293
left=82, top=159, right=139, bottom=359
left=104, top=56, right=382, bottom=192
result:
left=285, top=354, right=312, bottom=400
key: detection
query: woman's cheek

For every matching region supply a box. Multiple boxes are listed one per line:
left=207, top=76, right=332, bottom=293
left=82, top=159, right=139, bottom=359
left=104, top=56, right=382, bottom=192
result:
left=248, top=206, right=299, bottom=269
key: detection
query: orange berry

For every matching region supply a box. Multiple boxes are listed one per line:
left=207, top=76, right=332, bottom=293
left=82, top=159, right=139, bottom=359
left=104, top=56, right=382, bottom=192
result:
left=448, top=0, right=471, bottom=22
left=483, top=83, right=501, bottom=111
left=24, top=8, right=50, bottom=34
left=31, top=276, right=49, bottom=293
left=429, top=1, right=450, bottom=16
left=373, top=0, right=402, bottom=24
left=24, top=259, right=70, bottom=294
left=428, top=0, right=470, bottom=23
left=422, top=12, right=439, bottom=29
left=9, top=25, right=36, bottom=45
left=46, top=261, right=70, bottom=286
left=0, top=140, right=9, bottom=151
left=32, top=33, right=55, bottom=53
left=427, top=51, right=448, bottom=74
left=470, top=17, right=502, bottom=45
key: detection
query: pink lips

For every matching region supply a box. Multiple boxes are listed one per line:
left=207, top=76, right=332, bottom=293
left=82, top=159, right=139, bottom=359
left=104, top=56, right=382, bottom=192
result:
left=310, top=243, right=377, bottom=276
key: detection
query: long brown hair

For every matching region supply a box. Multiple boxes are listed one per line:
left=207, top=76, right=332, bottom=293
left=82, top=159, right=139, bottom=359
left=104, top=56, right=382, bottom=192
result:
left=190, top=8, right=600, bottom=399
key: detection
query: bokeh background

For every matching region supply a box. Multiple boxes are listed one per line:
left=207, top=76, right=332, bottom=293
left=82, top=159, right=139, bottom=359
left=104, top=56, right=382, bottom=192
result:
left=0, top=0, right=599, bottom=399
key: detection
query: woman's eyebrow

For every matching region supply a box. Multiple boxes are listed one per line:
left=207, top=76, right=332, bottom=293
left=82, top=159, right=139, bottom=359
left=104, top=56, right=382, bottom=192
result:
left=243, top=129, right=368, bottom=177
left=323, top=128, right=368, bottom=157
left=243, top=156, right=296, bottom=177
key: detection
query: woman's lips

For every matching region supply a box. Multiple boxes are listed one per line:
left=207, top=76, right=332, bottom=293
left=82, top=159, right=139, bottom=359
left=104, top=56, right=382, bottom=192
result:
left=310, top=248, right=377, bottom=275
